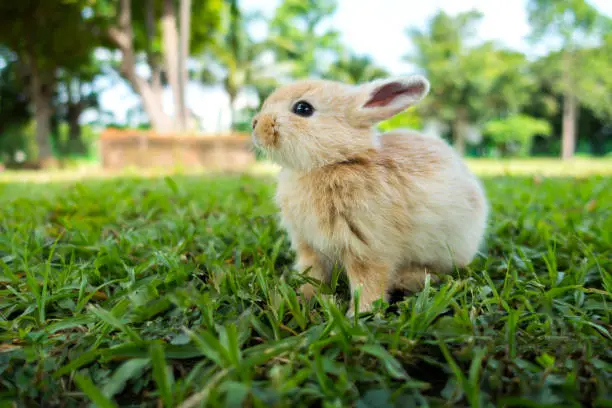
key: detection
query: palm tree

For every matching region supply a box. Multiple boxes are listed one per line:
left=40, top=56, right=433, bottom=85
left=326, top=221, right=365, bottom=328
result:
left=200, top=0, right=279, bottom=128
left=267, top=0, right=341, bottom=79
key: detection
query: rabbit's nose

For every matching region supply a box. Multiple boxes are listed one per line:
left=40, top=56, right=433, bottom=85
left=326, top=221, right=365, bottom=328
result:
left=252, top=115, right=279, bottom=147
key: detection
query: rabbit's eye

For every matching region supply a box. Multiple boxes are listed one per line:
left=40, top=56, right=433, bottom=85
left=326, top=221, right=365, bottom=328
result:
left=292, top=101, right=314, bottom=117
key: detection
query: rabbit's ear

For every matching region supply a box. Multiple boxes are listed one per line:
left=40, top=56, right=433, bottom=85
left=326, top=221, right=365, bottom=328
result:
left=349, top=75, right=429, bottom=127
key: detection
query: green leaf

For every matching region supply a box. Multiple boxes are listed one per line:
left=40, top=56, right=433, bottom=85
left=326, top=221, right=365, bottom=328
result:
left=88, top=305, right=142, bottom=343
left=47, top=316, right=95, bottom=333
left=74, top=373, right=118, bottom=408
left=55, top=349, right=100, bottom=377
left=360, top=344, right=408, bottom=380
left=102, top=358, right=150, bottom=398
left=150, top=343, right=174, bottom=407
left=222, top=381, right=250, bottom=408
left=356, top=389, right=394, bottom=408
left=164, top=176, right=179, bottom=194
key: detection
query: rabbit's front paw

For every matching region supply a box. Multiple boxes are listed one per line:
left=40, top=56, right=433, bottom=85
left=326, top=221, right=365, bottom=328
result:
left=346, top=299, right=375, bottom=318
left=299, top=282, right=317, bottom=301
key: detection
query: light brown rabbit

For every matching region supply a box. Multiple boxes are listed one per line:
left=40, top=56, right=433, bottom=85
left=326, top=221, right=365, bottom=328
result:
left=251, top=75, right=488, bottom=315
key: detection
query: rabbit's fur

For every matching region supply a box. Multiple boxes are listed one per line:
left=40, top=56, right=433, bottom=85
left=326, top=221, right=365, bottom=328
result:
left=252, top=75, right=488, bottom=315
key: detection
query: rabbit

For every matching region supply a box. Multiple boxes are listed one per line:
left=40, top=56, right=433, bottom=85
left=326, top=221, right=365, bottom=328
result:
left=251, top=75, right=488, bottom=315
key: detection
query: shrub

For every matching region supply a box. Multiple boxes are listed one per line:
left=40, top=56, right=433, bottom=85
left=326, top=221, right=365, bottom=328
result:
left=484, top=114, right=551, bottom=157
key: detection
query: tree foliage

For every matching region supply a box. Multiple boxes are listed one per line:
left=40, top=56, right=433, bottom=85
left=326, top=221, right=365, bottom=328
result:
left=577, top=33, right=612, bottom=122
left=326, top=52, right=388, bottom=84
left=0, top=53, right=31, bottom=160
left=527, top=0, right=611, bottom=158
left=0, top=0, right=101, bottom=164
left=0, top=1, right=98, bottom=73
left=527, top=0, right=605, bottom=43
left=0, top=0, right=610, bottom=161
left=268, top=0, right=341, bottom=78
left=0, top=52, right=30, bottom=135
left=405, top=10, right=537, bottom=154
left=201, top=0, right=277, bottom=124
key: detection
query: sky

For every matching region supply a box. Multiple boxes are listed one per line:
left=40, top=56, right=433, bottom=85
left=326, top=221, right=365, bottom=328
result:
left=93, top=0, right=612, bottom=131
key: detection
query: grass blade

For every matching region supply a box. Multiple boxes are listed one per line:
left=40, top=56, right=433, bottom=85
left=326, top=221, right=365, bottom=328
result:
left=150, top=342, right=174, bottom=407
left=74, top=373, right=118, bottom=408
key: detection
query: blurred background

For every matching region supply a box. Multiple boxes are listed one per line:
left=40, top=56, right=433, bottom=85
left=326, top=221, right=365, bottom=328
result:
left=0, top=0, right=610, bottom=173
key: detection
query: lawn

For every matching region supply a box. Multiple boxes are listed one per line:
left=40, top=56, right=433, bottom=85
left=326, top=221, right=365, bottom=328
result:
left=0, top=162, right=611, bottom=407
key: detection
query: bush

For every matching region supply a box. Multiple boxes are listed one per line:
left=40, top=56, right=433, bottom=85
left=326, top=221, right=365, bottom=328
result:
left=484, top=114, right=551, bottom=157
left=0, top=121, right=36, bottom=164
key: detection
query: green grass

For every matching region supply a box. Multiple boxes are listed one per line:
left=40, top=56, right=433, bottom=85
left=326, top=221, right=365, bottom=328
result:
left=0, top=171, right=611, bottom=407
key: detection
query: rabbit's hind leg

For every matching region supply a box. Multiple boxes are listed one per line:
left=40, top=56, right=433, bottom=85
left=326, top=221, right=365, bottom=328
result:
left=343, top=254, right=391, bottom=316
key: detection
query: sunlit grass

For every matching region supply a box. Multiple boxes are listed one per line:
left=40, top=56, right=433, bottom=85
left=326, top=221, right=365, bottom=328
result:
left=465, top=157, right=612, bottom=177
left=251, top=157, right=612, bottom=178
left=1, top=157, right=611, bottom=184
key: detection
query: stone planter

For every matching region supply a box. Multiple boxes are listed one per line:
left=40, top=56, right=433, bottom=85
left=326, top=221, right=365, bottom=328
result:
left=99, top=129, right=256, bottom=171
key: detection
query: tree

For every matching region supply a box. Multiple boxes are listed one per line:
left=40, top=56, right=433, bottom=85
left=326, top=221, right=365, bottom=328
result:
left=326, top=52, right=388, bottom=84
left=0, top=1, right=97, bottom=166
left=267, top=0, right=341, bottom=79
left=405, top=10, right=536, bottom=155
left=0, top=50, right=30, bottom=137
left=160, top=0, right=196, bottom=131
left=104, top=0, right=170, bottom=131
left=101, top=0, right=222, bottom=132
left=178, top=0, right=192, bottom=131
left=527, top=0, right=610, bottom=159
left=0, top=51, right=32, bottom=161
left=576, top=32, right=612, bottom=123
left=201, top=0, right=279, bottom=127
left=161, top=0, right=182, bottom=130
left=55, top=60, right=101, bottom=155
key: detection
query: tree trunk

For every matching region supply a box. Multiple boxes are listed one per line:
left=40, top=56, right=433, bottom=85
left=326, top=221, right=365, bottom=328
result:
left=228, top=95, right=235, bottom=130
left=68, top=115, right=81, bottom=144
left=62, top=77, right=86, bottom=155
left=136, top=80, right=172, bottom=130
left=145, top=0, right=163, bottom=96
left=29, top=61, right=54, bottom=167
left=226, top=84, right=239, bottom=130
left=179, top=0, right=191, bottom=132
left=109, top=0, right=173, bottom=132
left=561, top=50, right=577, bottom=160
left=561, top=91, right=577, bottom=160
left=162, top=0, right=182, bottom=131
left=66, top=106, right=87, bottom=155
left=453, top=117, right=466, bottom=156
